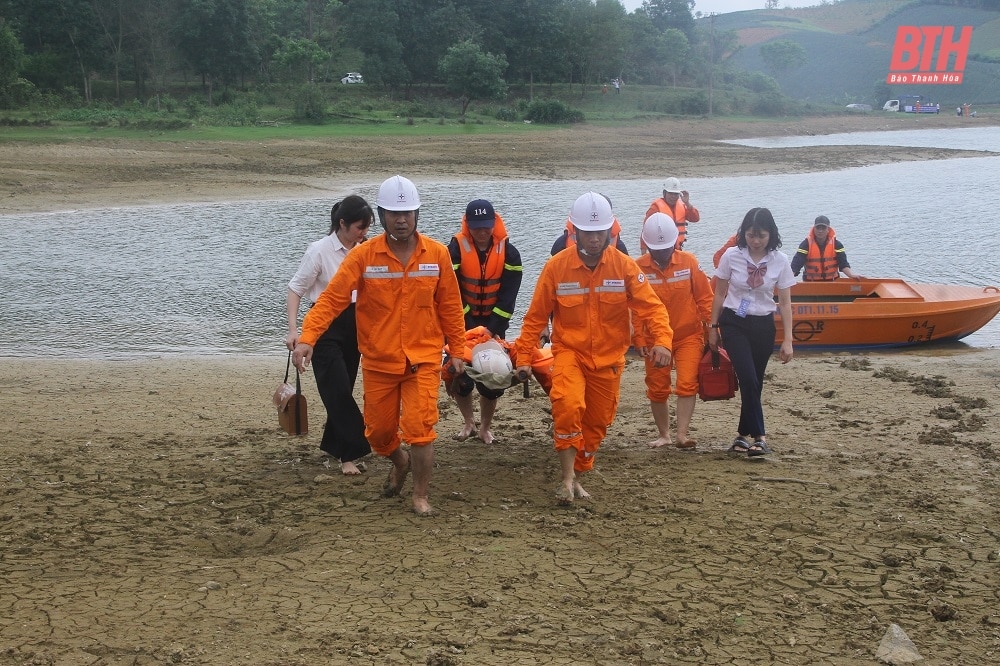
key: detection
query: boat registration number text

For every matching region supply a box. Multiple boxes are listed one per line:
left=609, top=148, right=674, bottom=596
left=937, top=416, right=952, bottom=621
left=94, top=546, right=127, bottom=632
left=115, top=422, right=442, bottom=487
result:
left=795, top=305, right=839, bottom=315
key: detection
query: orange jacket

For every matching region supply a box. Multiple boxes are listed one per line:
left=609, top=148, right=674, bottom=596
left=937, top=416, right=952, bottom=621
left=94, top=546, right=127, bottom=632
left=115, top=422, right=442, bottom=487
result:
left=635, top=251, right=714, bottom=345
left=802, top=227, right=840, bottom=281
left=454, top=213, right=510, bottom=318
left=563, top=217, right=623, bottom=249
left=713, top=234, right=738, bottom=268
left=301, top=232, right=467, bottom=373
left=516, top=247, right=673, bottom=371
left=644, top=197, right=700, bottom=248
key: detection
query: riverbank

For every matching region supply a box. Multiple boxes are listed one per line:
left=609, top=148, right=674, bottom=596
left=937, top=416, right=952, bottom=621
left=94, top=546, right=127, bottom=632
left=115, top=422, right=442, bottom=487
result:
left=1, top=112, right=993, bottom=214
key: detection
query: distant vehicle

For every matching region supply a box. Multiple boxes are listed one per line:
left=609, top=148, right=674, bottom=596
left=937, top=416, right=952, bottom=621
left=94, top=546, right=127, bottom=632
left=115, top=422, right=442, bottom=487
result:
left=341, top=72, right=364, bottom=84
left=845, top=103, right=872, bottom=112
left=883, top=96, right=939, bottom=113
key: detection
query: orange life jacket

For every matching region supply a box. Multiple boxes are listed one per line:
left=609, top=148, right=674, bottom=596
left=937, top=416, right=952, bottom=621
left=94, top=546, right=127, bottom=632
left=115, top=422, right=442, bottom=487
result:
left=647, top=198, right=690, bottom=247
left=803, top=228, right=840, bottom=281
left=563, top=217, right=622, bottom=249
left=454, top=214, right=509, bottom=318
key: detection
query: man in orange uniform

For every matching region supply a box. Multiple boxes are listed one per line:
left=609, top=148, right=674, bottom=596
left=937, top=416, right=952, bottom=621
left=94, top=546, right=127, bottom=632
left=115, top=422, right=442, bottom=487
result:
left=643, top=176, right=700, bottom=250
left=293, top=175, right=467, bottom=516
left=447, top=199, right=523, bottom=444
left=636, top=213, right=714, bottom=450
left=516, top=192, right=674, bottom=505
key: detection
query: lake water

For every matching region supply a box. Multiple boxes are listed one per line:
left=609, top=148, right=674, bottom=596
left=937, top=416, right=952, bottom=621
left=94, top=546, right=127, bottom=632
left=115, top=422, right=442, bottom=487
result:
left=2, top=126, right=999, bottom=359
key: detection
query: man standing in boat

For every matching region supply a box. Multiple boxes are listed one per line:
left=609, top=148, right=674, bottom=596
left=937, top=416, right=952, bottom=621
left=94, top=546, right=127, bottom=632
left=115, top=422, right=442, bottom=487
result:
left=790, top=216, right=863, bottom=281
left=643, top=177, right=700, bottom=251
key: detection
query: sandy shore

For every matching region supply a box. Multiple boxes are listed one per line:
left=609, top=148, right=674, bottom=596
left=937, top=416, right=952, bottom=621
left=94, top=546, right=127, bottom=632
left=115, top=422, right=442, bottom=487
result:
left=2, top=115, right=1000, bottom=664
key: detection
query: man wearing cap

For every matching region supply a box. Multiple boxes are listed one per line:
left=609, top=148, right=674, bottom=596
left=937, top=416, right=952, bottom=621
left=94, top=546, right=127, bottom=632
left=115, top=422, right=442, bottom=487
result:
left=790, top=215, right=863, bottom=281
left=293, top=175, right=467, bottom=516
left=446, top=199, right=523, bottom=444
left=636, top=213, right=715, bottom=450
left=644, top=177, right=700, bottom=250
left=516, top=192, right=673, bottom=505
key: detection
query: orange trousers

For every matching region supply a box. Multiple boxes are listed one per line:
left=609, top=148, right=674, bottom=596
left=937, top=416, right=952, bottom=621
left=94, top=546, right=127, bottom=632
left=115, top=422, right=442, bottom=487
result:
left=644, top=333, right=704, bottom=401
left=549, top=351, right=622, bottom=473
left=362, top=363, right=440, bottom=456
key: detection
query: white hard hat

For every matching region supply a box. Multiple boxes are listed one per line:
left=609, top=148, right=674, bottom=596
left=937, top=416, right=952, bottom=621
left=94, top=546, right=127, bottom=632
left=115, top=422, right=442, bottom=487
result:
left=466, top=340, right=515, bottom=390
left=663, top=177, right=682, bottom=194
left=569, top=192, right=614, bottom=232
left=376, top=175, right=421, bottom=211
left=642, top=212, right=679, bottom=250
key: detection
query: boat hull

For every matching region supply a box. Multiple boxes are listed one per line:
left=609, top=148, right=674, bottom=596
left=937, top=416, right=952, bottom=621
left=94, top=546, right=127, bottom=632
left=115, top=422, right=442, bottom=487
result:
left=774, top=279, right=1000, bottom=348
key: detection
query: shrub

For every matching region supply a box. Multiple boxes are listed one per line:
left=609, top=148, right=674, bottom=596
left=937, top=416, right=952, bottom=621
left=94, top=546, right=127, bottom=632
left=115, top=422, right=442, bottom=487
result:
left=524, top=99, right=583, bottom=124
left=291, top=84, right=326, bottom=123
left=495, top=106, right=518, bottom=121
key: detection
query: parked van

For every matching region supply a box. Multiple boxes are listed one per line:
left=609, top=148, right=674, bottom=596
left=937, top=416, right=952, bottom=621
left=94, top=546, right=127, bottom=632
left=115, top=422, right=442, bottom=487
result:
left=341, top=72, right=364, bottom=84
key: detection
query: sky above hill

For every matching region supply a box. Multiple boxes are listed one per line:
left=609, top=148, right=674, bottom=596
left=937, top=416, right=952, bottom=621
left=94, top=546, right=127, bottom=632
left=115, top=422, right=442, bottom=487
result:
left=620, top=1, right=819, bottom=15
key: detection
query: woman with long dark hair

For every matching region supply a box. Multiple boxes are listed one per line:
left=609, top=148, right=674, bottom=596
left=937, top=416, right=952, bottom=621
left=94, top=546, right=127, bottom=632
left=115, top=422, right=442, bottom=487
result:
left=286, top=196, right=373, bottom=474
left=708, top=207, right=794, bottom=457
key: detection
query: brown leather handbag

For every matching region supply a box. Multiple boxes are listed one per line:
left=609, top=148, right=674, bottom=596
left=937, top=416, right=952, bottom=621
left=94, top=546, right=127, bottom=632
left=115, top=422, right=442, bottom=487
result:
left=274, top=351, right=308, bottom=435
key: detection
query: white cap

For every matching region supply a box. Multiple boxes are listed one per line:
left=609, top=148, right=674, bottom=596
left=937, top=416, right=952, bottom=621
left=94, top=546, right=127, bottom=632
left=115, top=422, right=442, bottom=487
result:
left=642, top=212, right=679, bottom=250
left=376, top=175, right=421, bottom=211
left=663, top=177, right=682, bottom=194
left=569, top=192, right=614, bottom=232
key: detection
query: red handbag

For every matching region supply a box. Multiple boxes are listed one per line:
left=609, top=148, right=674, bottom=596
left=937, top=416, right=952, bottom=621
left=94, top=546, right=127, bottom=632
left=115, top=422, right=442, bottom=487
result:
left=697, top=345, right=738, bottom=401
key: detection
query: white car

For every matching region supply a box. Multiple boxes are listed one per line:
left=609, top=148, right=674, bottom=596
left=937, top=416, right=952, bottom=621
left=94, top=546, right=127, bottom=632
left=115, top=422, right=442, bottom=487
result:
left=341, top=72, right=364, bottom=84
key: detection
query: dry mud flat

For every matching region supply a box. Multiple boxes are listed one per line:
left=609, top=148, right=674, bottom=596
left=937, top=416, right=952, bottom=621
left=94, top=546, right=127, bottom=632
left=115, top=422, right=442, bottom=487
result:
left=1, top=349, right=998, bottom=665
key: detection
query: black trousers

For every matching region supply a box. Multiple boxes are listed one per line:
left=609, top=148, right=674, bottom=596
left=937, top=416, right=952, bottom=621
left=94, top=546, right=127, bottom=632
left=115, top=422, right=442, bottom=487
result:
left=719, top=308, right=776, bottom=439
left=312, top=304, right=370, bottom=462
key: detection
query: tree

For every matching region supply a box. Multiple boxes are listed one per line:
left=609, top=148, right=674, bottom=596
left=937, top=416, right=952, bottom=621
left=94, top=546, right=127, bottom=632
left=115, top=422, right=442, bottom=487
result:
left=759, top=39, right=807, bottom=76
left=641, top=0, right=696, bottom=41
left=174, top=0, right=258, bottom=103
left=0, top=21, right=25, bottom=93
left=273, top=36, right=328, bottom=83
left=437, top=39, right=507, bottom=116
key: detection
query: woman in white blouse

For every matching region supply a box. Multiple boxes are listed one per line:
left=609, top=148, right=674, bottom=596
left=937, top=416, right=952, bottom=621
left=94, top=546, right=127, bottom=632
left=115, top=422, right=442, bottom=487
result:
left=708, top=207, right=794, bottom=457
left=286, top=196, right=372, bottom=474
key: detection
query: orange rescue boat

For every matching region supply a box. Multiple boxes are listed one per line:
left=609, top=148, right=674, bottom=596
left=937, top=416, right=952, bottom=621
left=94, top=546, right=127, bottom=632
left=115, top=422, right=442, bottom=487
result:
left=777, top=279, right=1000, bottom=348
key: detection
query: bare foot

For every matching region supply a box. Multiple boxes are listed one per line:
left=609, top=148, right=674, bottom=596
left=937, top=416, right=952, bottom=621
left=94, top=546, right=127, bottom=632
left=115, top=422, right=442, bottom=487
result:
left=573, top=481, right=591, bottom=500
left=341, top=460, right=365, bottom=475
left=412, top=496, right=435, bottom=516
left=457, top=422, right=475, bottom=441
left=675, top=438, right=697, bottom=450
left=478, top=428, right=494, bottom=445
left=381, top=451, right=410, bottom=497
left=555, top=483, right=574, bottom=505
left=648, top=435, right=672, bottom=449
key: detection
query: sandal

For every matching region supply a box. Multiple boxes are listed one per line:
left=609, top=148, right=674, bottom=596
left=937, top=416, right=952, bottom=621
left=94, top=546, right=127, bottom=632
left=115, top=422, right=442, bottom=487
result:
left=728, top=436, right=751, bottom=454
left=747, top=439, right=772, bottom=457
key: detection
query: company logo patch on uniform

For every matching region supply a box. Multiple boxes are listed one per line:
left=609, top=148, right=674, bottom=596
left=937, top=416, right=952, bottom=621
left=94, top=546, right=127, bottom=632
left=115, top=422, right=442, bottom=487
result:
left=673, top=269, right=691, bottom=278
left=366, top=265, right=389, bottom=273
left=636, top=273, right=645, bottom=283
left=603, top=279, right=625, bottom=287
left=558, top=282, right=581, bottom=290
left=418, top=263, right=440, bottom=273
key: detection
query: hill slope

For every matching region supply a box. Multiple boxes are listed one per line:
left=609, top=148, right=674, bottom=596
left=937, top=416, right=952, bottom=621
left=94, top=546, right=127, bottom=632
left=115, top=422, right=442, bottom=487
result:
left=712, top=0, right=1000, bottom=107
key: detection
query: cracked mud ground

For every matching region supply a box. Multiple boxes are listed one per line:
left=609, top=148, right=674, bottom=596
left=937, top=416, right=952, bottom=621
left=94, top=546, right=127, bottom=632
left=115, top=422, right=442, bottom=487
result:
left=1, top=350, right=998, bottom=665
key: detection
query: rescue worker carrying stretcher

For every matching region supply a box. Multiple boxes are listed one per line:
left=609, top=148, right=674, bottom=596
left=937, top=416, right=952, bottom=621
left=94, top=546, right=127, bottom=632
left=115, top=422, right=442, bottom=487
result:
left=445, top=199, right=523, bottom=444
left=294, top=175, right=467, bottom=517
left=516, top=192, right=674, bottom=506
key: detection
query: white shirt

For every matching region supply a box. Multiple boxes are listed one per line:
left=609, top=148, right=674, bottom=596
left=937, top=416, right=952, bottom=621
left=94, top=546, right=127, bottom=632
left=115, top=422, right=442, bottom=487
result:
left=288, top=233, right=353, bottom=305
left=715, top=246, right=795, bottom=316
